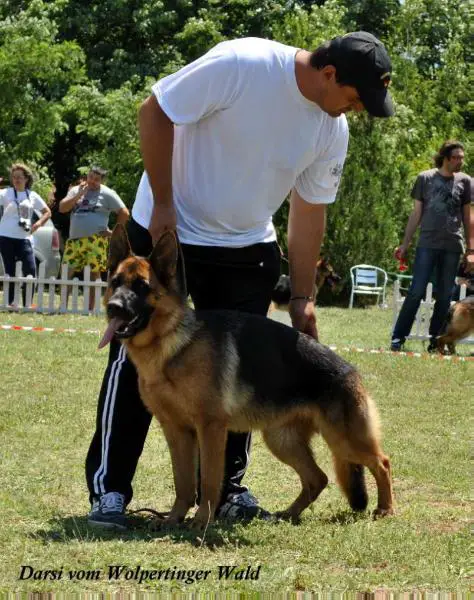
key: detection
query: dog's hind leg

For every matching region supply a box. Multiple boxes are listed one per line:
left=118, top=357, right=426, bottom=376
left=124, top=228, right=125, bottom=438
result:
left=160, top=421, right=198, bottom=525
left=437, top=334, right=455, bottom=354
left=193, top=421, right=228, bottom=531
left=358, top=451, right=393, bottom=518
left=263, top=422, right=328, bottom=521
left=370, top=454, right=393, bottom=517
left=438, top=309, right=472, bottom=354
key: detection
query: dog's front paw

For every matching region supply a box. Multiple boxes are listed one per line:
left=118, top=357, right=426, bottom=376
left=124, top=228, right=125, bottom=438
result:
left=190, top=510, right=214, bottom=532
left=373, top=507, right=394, bottom=519
left=273, top=510, right=299, bottom=524
left=149, top=517, right=168, bottom=530
left=148, top=513, right=185, bottom=530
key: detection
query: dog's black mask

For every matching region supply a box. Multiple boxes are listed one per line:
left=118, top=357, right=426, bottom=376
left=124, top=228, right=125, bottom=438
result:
left=99, top=226, right=186, bottom=349
left=106, top=274, right=155, bottom=340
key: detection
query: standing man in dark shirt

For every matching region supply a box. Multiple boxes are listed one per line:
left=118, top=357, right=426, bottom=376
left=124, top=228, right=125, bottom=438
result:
left=391, top=140, right=471, bottom=351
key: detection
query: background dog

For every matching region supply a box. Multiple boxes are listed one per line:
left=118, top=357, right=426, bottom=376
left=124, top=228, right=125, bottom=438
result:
left=437, top=296, right=474, bottom=354
left=99, top=226, right=393, bottom=531
left=270, top=258, right=341, bottom=311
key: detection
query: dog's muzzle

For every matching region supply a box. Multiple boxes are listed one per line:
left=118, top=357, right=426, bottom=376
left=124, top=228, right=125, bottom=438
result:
left=98, top=297, right=151, bottom=349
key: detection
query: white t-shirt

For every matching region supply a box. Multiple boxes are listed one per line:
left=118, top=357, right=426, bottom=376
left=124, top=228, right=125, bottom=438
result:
left=0, top=187, right=48, bottom=240
left=132, top=37, right=349, bottom=247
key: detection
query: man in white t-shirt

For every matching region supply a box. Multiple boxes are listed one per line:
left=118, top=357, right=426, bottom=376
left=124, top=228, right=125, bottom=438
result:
left=87, top=32, right=394, bottom=529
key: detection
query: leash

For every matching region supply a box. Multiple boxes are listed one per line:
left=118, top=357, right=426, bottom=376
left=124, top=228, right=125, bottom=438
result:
left=127, top=508, right=170, bottom=519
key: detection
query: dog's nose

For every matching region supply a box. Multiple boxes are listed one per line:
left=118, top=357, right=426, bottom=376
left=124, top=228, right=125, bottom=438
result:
left=107, top=299, right=130, bottom=321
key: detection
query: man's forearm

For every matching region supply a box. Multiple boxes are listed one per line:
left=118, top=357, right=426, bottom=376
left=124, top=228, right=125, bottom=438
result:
left=139, top=95, right=174, bottom=208
left=116, top=207, right=130, bottom=226
left=464, top=204, right=474, bottom=249
left=401, top=211, right=421, bottom=247
left=287, top=190, right=326, bottom=297
left=34, top=209, right=51, bottom=228
left=465, top=204, right=474, bottom=272
left=59, top=194, right=80, bottom=213
left=464, top=223, right=470, bottom=249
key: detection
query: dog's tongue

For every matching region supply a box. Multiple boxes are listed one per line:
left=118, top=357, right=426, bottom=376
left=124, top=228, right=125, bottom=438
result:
left=98, top=317, right=124, bottom=349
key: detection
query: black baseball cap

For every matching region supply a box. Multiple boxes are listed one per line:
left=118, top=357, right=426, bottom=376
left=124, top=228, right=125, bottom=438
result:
left=327, top=31, right=394, bottom=118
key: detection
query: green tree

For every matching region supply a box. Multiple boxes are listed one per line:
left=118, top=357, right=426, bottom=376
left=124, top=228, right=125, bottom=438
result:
left=0, top=1, right=84, bottom=173
left=273, top=0, right=470, bottom=299
left=0, top=0, right=470, bottom=295
left=62, top=80, right=147, bottom=204
left=340, top=0, right=402, bottom=39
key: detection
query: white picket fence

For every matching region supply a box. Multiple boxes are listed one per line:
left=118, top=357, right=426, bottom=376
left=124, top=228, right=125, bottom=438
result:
left=392, top=279, right=473, bottom=345
left=0, top=261, right=108, bottom=315
left=2, top=266, right=473, bottom=344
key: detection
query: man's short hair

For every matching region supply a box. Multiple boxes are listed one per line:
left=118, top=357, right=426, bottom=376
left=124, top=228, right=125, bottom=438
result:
left=89, top=166, right=107, bottom=179
left=310, top=42, right=355, bottom=86
left=434, top=140, right=464, bottom=168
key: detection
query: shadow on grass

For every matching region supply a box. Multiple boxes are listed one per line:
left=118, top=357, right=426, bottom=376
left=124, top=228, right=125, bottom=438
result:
left=31, top=508, right=372, bottom=548
left=317, top=509, right=372, bottom=525
left=29, top=513, right=255, bottom=548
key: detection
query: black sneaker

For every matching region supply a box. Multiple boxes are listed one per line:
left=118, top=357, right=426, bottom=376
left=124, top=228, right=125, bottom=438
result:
left=88, top=492, right=127, bottom=530
left=217, top=491, right=271, bottom=521
left=390, top=338, right=404, bottom=352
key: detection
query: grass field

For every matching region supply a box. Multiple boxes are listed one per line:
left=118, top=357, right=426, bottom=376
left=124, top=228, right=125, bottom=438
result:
left=0, top=307, right=471, bottom=594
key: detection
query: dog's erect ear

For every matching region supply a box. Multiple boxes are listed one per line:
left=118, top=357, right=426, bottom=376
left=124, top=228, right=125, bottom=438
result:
left=149, top=230, right=178, bottom=281
left=108, top=224, right=132, bottom=273
left=149, top=231, right=187, bottom=298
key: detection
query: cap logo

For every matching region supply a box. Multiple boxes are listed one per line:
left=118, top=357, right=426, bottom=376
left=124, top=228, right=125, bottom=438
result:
left=380, top=72, right=391, bottom=88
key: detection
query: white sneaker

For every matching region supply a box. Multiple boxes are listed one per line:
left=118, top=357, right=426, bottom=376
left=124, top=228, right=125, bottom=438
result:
left=88, top=492, right=127, bottom=530
left=217, top=490, right=271, bottom=521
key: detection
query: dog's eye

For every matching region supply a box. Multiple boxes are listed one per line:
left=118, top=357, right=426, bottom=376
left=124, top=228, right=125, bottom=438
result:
left=110, top=276, right=121, bottom=290
left=132, top=279, right=150, bottom=295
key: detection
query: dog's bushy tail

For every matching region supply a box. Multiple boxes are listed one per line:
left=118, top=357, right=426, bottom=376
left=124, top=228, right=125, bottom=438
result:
left=439, top=303, right=455, bottom=336
left=323, top=374, right=382, bottom=512
left=333, top=458, right=368, bottom=511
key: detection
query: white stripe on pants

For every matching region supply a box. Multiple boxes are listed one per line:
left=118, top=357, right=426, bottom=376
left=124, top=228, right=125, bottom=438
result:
left=92, top=344, right=127, bottom=496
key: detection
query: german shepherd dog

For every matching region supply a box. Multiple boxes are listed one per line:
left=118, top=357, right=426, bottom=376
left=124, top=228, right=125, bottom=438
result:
left=437, top=296, right=474, bottom=354
left=99, top=225, right=393, bottom=530
left=270, top=259, right=341, bottom=311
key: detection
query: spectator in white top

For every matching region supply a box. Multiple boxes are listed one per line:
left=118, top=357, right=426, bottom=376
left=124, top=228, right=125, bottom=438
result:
left=86, top=33, right=395, bottom=530
left=0, top=163, right=51, bottom=306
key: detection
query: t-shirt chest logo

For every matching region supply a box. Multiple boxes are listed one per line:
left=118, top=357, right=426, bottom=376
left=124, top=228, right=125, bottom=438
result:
left=76, top=194, right=100, bottom=213
left=330, top=163, right=344, bottom=186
